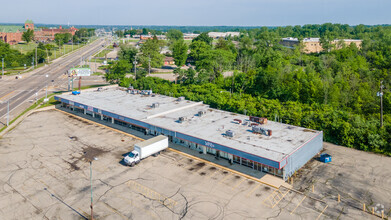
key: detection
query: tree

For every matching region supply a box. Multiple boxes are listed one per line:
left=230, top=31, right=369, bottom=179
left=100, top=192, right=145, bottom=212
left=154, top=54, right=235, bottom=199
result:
left=54, top=34, right=64, bottom=47
left=320, top=31, right=335, bottom=52
left=189, top=40, right=211, bottom=62
left=118, top=44, right=138, bottom=64
left=106, top=60, right=132, bottom=83
left=139, top=38, right=164, bottom=68
left=166, top=29, right=183, bottom=42
left=192, top=32, right=213, bottom=45
left=172, top=40, right=188, bottom=67
left=22, top=29, right=34, bottom=43
left=196, top=49, right=235, bottom=82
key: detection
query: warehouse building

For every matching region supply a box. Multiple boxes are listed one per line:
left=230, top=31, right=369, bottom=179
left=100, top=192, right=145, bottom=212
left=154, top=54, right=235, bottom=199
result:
left=55, top=88, right=323, bottom=181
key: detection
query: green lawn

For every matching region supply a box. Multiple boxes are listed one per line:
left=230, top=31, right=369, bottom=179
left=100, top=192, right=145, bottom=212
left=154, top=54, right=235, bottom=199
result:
left=11, top=43, right=38, bottom=54
left=94, top=49, right=112, bottom=58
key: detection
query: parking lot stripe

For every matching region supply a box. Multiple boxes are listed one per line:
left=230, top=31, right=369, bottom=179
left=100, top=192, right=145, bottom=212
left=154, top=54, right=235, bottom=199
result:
left=208, top=169, right=220, bottom=178
left=246, top=183, right=262, bottom=197
left=290, top=195, right=306, bottom=215
left=54, top=109, right=144, bottom=141
left=233, top=178, right=246, bottom=189
left=219, top=173, right=232, bottom=184
left=316, top=205, right=328, bottom=220
left=102, top=202, right=128, bottom=220
left=168, top=148, right=280, bottom=189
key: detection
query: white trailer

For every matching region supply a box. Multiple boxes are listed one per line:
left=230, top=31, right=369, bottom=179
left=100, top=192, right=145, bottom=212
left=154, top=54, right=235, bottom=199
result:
left=124, top=135, right=168, bottom=166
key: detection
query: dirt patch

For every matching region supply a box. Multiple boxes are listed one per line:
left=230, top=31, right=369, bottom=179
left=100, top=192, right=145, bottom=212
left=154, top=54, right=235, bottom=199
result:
left=248, top=181, right=255, bottom=185
left=82, top=146, right=108, bottom=161
left=209, top=167, right=217, bottom=171
left=188, top=168, right=195, bottom=171
left=199, top=172, right=206, bottom=176
left=188, top=159, right=193, bottom=163
left=264, top=186, right=270, bottom=191
left=196, top=162, right=205, bottom=167
left=235, top=175, right=241, bottom=179
left=222, top=171, right=229, bottom=175
left=256, top=194, right=261, bottom=197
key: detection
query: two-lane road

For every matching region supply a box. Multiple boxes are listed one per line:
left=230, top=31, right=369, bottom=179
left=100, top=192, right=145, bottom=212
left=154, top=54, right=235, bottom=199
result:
left=0, top=38, right=109, bottom=126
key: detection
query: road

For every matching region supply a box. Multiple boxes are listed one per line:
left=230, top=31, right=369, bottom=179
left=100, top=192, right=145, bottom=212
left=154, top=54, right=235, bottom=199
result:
left=0, top=37, right=109, bottom=126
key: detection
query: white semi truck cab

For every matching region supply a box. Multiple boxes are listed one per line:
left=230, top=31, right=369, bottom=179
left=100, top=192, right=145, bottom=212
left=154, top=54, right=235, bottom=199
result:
left=124, top=135, right=168, bottom=166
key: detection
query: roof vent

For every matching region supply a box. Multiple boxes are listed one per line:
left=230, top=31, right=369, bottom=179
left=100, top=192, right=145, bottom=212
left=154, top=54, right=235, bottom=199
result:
left=179, top=117, right=186, bottom=123
left=177, top=96, right=185, bottom=101
left=151, top=103, right=159, bottom=108
left=198, top=110, right=206, bottom=117
left=226, top=130, right=235, bottom=137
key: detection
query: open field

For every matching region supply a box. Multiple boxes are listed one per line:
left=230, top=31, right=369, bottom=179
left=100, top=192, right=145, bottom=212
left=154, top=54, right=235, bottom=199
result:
left=0, top=109, right=388, bottom=219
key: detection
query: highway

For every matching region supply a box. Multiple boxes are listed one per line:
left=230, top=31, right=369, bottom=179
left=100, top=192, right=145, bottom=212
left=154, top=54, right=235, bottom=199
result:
left=0, top=37, right=108, bottom=126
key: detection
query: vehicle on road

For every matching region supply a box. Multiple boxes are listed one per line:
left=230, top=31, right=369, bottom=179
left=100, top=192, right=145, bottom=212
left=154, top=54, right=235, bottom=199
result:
left=124, top=135, right=168, bottom=166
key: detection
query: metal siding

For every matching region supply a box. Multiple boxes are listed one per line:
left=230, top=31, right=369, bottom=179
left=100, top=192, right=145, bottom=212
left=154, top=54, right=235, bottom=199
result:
left=285, top=132, right=323, bottom=178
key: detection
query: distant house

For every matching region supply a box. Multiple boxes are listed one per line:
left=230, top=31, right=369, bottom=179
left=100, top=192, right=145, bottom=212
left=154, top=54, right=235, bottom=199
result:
left=164, top=57, right=175, bottom=65
left=280, top=37, right=362, bottom=53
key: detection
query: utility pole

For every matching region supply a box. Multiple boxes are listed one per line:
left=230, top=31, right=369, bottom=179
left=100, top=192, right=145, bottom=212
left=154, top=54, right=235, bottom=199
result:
left=2, top=58, right=4, bottom=78
left=32, top=57, right=34, bottom=70
left=6, top=100, right=9, bottom=126
left=45, top=74, right=49, bottom=99
left=35, top=45, right=38, bottom=67
left=133, top=56, right=137, bottom=80
left=378, top=81, right=384, bottom=128
left=148, top=55, right=151, bottom=75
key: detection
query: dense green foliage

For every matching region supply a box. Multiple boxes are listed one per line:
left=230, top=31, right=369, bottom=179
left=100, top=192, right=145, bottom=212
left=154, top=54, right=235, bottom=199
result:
left=22, top=29, right=34, bottom=43
left=171, top=40, right=188, bottom=67
left=111, top=23, right=391, bottom=156
left=54, top=33, right=72, bottom=47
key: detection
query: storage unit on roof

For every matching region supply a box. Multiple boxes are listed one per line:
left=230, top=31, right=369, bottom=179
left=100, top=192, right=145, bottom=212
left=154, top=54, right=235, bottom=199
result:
left=55, top=87, right=323, bottom=181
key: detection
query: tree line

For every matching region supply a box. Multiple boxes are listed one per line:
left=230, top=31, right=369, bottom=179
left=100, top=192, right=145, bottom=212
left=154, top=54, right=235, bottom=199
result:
left=107, top=23, right=391, bottom=155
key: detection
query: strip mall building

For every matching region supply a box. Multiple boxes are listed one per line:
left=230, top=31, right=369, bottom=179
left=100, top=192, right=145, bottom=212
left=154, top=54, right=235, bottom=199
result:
left=55, top=88, right=323, bottom=181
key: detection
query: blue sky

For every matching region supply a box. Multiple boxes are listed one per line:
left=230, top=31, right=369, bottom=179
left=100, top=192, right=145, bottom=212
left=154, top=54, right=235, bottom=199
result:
left=1, top=0, right=390, bottom=26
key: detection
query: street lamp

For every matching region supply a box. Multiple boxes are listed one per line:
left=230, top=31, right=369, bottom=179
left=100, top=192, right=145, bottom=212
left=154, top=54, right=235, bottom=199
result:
left=45, top=74, right=49, bottom=99
left=133, top=58, right=138, bottom=80
left=88, top=157, right=98, bottom=220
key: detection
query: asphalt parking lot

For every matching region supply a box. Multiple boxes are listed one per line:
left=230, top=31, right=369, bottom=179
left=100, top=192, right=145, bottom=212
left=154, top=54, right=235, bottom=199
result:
left=0, top=109, right=387, bottom=219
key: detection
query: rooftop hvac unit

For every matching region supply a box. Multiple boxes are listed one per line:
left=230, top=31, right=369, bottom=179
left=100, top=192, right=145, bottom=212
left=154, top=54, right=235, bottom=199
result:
left=233, top=119, right=242, bottom=124
left=179, top=117, right=186, bottom=123
left=177, top=96, right=185, bottom=101
left=252, top=126, right=269, bottom=135
left=226, top=130, right=235, bottom=137
left=198, top=110, right=206, bottom=117
left=141, top=90, right=153, bottom=95
left=249, top=116, right=268, bottom=124
left=151, top=103, right=159, bottom=108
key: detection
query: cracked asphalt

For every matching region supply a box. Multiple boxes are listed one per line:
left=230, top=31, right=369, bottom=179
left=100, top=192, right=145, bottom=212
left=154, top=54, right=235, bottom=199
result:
left=0, top=110, right=388, bottom=219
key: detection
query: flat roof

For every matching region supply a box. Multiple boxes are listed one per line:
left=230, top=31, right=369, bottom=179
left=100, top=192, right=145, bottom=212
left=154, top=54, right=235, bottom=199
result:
left=56, top=88, right=322, bottom=162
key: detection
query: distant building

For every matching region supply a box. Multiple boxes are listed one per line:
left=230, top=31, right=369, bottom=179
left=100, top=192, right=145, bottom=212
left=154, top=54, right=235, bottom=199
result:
left=139, top=35, right=166, bottom=40
left=183, top=33, right=199, bottom=40
left=0, top=20, right=78, bottom=45
left=280, top=37, right=362, bottom=53
left=164, top=56, right=175, bottom=65
left=208, top=32, right=240, bottom=39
